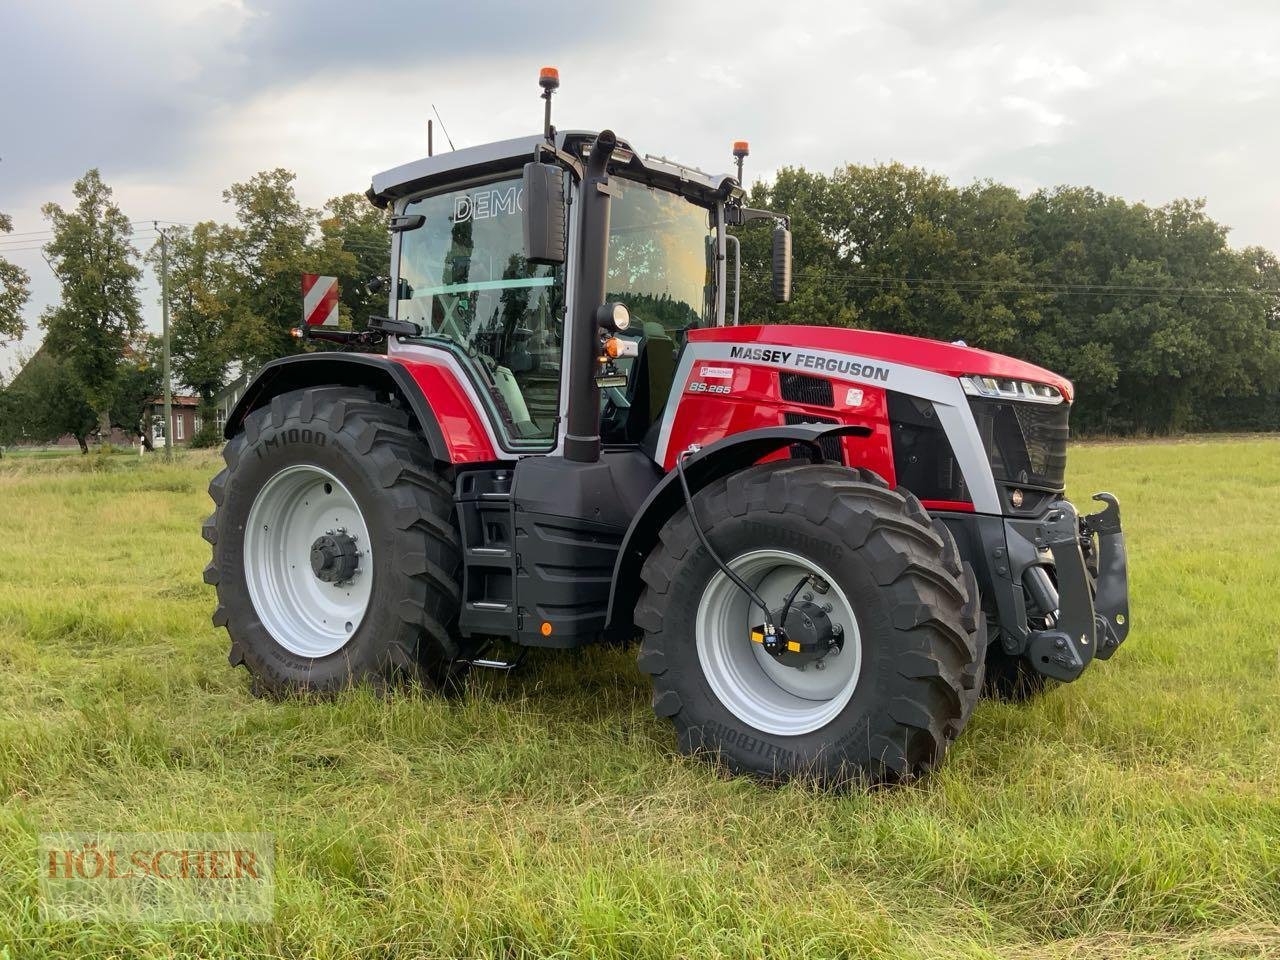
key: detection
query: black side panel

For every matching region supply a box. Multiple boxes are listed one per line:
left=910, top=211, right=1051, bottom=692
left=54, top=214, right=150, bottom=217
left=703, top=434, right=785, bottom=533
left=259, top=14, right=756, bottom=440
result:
left=887, top=392, right=969, bottom=503
left=513, top=512, right=625, bottom=647
left=224, top=354, right=451, bottom=464
left=510, top=449, right=661, bottom=648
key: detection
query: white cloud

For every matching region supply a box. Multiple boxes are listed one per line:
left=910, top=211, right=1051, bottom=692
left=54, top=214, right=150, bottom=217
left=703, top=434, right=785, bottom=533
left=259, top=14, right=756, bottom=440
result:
left=5, top=0, right=1280, bottom=372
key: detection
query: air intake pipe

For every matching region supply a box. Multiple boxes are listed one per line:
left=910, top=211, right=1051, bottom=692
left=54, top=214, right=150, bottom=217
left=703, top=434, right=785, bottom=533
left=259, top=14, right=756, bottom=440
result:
left=563, top=129, right=617, bottom=463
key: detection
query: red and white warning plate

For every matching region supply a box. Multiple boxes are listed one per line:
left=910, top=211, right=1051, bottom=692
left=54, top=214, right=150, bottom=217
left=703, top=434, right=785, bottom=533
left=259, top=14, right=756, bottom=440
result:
left=301, top=274, right=339, bottom=327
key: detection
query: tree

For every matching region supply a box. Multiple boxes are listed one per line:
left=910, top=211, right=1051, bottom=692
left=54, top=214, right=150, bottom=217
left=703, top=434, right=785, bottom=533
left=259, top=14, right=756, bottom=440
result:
left=0, top=347, right=97, bottom=451
left=39, top=170, right=143, bottom=438
left=736, top=163, right=1044, bottom=348
left=220, top=169, right=317, bottom=368
left=318, top=192, right=390, bottom=332
left=733, top=161, right=1280, bottom=434
left=110, top=336, right=163, bottom=449
left=0, top=211, right=32, bottom=342
left=1022, top=189, right=1280, bottom=432
left=150, top=222, right=236, bottom=427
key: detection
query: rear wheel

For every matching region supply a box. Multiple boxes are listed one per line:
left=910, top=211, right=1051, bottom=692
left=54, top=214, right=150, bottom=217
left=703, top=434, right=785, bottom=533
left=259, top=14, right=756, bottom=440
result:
left=203, top=386, right=467, bottom=697
left=636, top=462, right=985, bottom=785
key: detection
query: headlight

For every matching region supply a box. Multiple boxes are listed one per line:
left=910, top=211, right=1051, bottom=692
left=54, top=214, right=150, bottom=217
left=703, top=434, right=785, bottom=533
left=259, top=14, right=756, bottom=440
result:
left=960, top=375, right=1064, bottom=405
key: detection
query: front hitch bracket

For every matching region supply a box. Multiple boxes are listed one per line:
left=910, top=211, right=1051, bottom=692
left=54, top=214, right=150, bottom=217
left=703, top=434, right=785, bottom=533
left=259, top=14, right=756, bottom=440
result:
left=1025, top=501, right=1098, bottom=682
left=1081, top=492, right=1130, bottom=659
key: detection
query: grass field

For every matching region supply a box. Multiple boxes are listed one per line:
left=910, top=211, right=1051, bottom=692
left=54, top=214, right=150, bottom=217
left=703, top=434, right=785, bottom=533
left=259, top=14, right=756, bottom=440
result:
left=0, top=439, right=1278, bottom=959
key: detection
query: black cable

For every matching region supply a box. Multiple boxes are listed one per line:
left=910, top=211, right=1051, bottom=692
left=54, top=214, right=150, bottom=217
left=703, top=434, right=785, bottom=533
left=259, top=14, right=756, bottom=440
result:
left=675, top=449, right=775, bottom=632
left=778, top=575, right=810, bottom=629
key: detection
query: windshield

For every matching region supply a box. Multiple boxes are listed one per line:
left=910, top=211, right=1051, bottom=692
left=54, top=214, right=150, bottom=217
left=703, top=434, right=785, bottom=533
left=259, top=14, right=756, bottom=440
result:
left=607, top=180, right=714, bottom=335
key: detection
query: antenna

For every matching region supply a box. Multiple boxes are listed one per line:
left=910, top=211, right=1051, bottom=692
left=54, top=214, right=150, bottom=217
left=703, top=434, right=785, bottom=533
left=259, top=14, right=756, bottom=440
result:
left=431, top=104, right=456, bottom=151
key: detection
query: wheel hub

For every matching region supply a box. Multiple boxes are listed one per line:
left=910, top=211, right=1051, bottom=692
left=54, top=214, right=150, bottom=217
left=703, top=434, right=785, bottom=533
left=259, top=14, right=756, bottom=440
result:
left=752, top=600, right=844, bottom=668
left=696, top=549, right=863, bottom=737
left=310, top=530, right=360, bottom=584
left=243, top=465, right=374, bottom=658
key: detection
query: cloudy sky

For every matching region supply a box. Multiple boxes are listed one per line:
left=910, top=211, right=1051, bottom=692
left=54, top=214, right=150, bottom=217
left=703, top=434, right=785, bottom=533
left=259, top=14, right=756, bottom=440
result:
left=3, top=0, right=1279, bottom=375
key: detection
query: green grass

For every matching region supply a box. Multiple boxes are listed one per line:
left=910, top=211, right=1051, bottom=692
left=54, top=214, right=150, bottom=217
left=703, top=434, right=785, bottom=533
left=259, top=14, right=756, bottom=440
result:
left=0, top=441, right=1278, bottom=959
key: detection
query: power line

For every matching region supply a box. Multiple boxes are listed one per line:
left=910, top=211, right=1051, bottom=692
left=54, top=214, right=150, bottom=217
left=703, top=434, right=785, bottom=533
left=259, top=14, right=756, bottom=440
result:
left=740, top=270, right=1280, bottom=299
left=0, top=219, right=192, bottom=240
left=0, top=235, right=162, bottom=255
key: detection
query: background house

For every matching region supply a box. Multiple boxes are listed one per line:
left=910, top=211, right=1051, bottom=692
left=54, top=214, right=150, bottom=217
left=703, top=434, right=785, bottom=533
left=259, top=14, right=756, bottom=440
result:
left=213, top=369, right=255, bottom=436
left=142, top=395, right=200, bottom=447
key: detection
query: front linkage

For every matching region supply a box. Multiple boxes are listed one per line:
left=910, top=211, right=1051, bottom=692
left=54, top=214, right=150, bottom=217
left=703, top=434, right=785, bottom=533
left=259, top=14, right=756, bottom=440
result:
left=983, top=494, right=1130, bottom=683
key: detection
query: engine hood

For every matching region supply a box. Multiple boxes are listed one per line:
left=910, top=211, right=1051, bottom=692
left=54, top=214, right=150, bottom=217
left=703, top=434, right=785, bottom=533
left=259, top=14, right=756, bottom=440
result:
left=689, top=325, right=1074, bottom=403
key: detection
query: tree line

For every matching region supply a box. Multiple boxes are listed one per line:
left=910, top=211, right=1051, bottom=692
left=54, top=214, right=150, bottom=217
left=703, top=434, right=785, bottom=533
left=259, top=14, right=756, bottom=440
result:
left=735, top=163, right=1280, bottom=434
left=0, top=169, right=388, bottom=450
left=2, top=160, right=1279, bottom=447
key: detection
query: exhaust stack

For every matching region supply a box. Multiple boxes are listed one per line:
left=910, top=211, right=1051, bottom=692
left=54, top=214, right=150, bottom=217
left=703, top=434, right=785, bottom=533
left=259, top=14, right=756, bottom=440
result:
left=562, top=129, right=617, bottom=463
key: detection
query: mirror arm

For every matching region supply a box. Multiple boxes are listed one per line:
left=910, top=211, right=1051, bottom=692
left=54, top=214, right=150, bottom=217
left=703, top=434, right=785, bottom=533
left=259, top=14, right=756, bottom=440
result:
left=368, top=315, right=423, bottom=337
left=388, top=213, right=426, bottom=233
left=531, top=142, right=584, bottom=180
left=725, top=205, right=787, bottom=228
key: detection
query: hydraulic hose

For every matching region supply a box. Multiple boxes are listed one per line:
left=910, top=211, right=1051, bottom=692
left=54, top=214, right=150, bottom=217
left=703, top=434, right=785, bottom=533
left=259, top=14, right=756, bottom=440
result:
left=675, top=449, right=776, bottom=632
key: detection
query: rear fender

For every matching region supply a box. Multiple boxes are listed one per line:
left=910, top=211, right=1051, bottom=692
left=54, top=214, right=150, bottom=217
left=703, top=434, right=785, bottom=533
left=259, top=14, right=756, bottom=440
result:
left=224, top=354, right=452, bottom=464
left=604, top=423, right=871, bottom=633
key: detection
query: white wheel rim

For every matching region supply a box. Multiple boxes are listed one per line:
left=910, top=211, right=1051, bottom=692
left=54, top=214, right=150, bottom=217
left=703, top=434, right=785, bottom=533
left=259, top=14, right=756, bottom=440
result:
left=243, top=465, right=373, bottom=658
left=696, top=549, right=862, bottom=736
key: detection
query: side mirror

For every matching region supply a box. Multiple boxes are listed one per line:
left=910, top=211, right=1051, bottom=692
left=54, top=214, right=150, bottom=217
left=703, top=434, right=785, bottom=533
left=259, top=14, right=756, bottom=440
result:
left=522, top=161, right=567, bottom=265
left=772, top=224, right=792, bottom=303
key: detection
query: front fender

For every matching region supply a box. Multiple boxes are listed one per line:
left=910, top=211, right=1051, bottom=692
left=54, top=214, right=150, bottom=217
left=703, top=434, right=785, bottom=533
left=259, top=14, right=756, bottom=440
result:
left=224, top=354, right=452, bottom=464
left=604, top=423, right=870, bottom=633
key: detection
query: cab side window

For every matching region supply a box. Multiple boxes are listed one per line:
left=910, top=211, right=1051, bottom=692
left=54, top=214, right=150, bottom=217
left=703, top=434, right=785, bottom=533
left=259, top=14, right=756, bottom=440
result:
left=397, top=176, right=566, bottom=446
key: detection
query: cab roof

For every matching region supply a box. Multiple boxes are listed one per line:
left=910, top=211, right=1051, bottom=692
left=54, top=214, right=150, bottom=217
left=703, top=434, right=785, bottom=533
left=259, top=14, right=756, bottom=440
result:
left=369, top=130, right=742, bottom=208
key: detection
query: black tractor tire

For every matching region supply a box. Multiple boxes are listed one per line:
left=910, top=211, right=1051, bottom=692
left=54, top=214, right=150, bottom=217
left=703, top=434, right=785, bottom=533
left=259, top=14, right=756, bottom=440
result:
left=982, top=641, right=1053, bottom=701
left=203, top=386, right=467, bottom=697
left=635, top=461, right=986, bottom=786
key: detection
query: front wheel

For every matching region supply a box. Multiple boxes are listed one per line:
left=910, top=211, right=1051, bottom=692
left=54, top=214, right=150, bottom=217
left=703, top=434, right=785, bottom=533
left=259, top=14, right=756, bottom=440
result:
left=203, top=386, right=466, bottom=697
left=636, top=462, right=985, bottom=785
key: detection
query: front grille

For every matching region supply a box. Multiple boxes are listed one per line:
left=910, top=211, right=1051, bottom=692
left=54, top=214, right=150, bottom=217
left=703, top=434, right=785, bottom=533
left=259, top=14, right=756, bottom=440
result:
left=968, top=398, right=1069, bottom=490
left=784, top=412, right=843, bottom=463
left=779, top=372, right=834, bottom=407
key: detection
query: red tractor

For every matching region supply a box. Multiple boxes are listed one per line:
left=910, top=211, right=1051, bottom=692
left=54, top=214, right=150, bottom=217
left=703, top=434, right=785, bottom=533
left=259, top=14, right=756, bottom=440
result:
left=204, top=71, right=1129, bottom=784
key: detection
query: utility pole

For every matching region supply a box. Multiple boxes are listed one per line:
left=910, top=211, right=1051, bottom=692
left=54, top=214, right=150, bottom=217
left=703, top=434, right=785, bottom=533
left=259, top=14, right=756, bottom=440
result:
left=156, top=222, right=173, bottom=459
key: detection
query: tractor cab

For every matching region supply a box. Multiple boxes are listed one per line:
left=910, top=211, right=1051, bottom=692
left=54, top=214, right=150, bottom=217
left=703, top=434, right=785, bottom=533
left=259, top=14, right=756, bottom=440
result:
left=367, top=123, right=787, bottom=459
